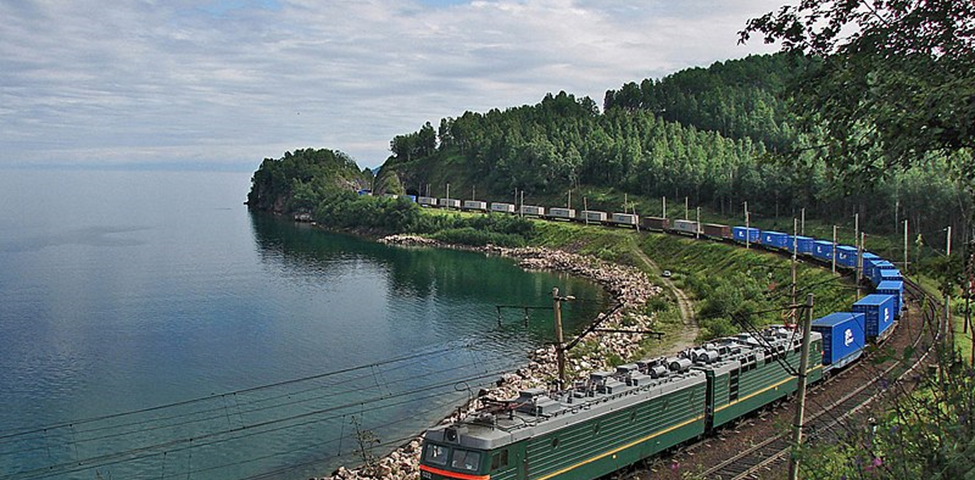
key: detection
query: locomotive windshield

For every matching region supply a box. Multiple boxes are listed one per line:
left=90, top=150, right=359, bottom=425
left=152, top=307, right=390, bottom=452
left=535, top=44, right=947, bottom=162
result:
left=450, top=449, right=481, bottom=472
left=424, top=443, right=449, bottom=466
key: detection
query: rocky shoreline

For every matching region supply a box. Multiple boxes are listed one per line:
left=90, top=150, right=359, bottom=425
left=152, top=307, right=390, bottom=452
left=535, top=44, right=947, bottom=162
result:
left=320, top=234, right=663, bottom=480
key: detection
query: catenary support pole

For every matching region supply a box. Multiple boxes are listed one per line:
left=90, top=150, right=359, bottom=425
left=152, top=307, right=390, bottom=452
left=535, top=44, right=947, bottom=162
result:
left=788, top=293, right=815, bottom=480
left=745, top=201, right=750, bottom=250
left=832, top=225, right=837, bottom=274
left=792, top=218, right=798, bottom=325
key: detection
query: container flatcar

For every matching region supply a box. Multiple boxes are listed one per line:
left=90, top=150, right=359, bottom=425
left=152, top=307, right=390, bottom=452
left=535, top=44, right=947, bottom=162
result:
left=761, top=231, right=789, bottom=250
left=853, top=294, right=896, bottom=340
left=879, top=268, right=903, bottom=283
left=812, top=240, right=834, bottom=262
left=672, top=219, right=700, bottom=236
left=732, top=226, right=761, bottom=244
left=610, top=213, right=639, bottom=228
left=641, top=216, right=670, bottom=231
left=581, top=210, right=608, bottom=223
left=520, top=205, right=545, bottom=217
left=789, top=235, right=815, bottom=255
left=418, top=196, right=437, bottom=207
left=547, top=207, right=576, bottom=221
left=812, top=312, right=865, bottom=371
left=462, top=200, right=488, bottom=211
left=835, top=245, right=858, bottom=269
left=439, top=198, right=461, bottom=209
left=489, top=202, right=515, bottom=214
left=876, top=280, right=904, bottom=316
left=702, top=223, right=731, bottom=239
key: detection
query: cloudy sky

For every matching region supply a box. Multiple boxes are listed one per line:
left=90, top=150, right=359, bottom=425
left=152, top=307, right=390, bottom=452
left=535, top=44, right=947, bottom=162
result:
left=1, top=0, right=784, bottom=171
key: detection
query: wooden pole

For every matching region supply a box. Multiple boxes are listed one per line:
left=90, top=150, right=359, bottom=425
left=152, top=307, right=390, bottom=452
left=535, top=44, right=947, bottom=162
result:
left=788, top=293, right=815, bottom=480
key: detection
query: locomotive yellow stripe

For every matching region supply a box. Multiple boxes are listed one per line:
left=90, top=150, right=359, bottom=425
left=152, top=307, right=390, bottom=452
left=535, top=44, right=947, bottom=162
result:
left=715, top=364, right=824, bottom=413
left=532, top=414, right=706, bottom=480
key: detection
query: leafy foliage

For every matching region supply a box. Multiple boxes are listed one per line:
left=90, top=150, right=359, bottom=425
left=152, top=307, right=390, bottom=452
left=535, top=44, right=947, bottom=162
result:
left=247, top=148, right=368, bottom=213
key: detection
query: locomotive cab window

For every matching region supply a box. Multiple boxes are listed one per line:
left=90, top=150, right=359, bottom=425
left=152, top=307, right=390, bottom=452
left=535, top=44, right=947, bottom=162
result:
left=424, top=444, right=449, bottom=466
left=450, top=449, right=482, bottom=472
left=491, top=450, right=509, bottom=470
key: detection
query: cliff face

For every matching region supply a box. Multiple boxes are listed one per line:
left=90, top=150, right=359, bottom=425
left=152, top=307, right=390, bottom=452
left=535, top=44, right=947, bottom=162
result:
left=247, top=148, right=370, bottom=215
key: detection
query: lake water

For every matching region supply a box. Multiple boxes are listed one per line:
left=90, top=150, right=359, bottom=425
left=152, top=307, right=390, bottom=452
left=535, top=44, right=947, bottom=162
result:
left=0, top=169, right=607, bottom=480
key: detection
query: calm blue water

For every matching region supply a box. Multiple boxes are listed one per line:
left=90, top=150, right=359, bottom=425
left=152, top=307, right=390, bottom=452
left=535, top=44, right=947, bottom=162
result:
left=0, top=169, right=606, bottom=480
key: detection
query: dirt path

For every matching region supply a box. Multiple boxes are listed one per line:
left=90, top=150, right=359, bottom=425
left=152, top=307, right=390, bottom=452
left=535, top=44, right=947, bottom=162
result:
left=630, top=242, right=699, bottom=355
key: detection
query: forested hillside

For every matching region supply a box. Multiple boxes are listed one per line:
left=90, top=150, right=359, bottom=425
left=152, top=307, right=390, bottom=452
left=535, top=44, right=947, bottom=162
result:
left=247, top=148, right=371, bottom=214
left=377, top=54, right=970, bottom=243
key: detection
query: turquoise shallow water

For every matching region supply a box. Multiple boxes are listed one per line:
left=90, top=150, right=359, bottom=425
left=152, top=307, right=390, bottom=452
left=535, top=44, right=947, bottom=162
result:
left=0, top=169, right=606, bottom=479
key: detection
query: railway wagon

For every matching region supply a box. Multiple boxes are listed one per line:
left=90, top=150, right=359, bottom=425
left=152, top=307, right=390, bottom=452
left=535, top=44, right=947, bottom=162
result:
left=641, top=216, right=670, bottom=231
left=547, top=207, right=576, bottom=221
left=700, top=328, right=823, bottom=429
left=789, top=235, right=815, bottom=255
left=812, top=312, right=866, bottom=371
left=580, top=210, right=608, bottom=223
left=835, top=246, right=858, bottom=269
left=610, top=213, right=639, bottom=228
left=520, top=205, right=545, bottom=217
left=418, top=196, right=437, bottom=207
left=672, top=219, right=700, bottom=236
left=877, top=280, right=904, bottom=316
left=867, top=260, right=897, bottom=286
left=490, top=202, right=516, bottom=214
left=462, top=200, right=488, bottom=211
left=879, top=269, right=903, bottom=283
left=440, top=198, right=461, bottom=209
left=732, top=226, right=761, bottom=244
left=761, top=231, right=790, bottom=250
left=420, top=370, right=708, bottom=480
left=702, top=223, right=731, bottom=239
left=812, top=241, right=834, bottom=262
left=853, top=294, right=896, bottom=340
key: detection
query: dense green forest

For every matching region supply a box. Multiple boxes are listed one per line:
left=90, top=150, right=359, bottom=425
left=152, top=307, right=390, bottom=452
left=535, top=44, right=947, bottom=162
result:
left=246, top=148, right=371, bottom=214
left=377, top=53, right=970, bottom=248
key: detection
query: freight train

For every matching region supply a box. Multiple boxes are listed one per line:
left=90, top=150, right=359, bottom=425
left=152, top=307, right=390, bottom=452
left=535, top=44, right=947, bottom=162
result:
left=410, top=196, right=904, bottom=480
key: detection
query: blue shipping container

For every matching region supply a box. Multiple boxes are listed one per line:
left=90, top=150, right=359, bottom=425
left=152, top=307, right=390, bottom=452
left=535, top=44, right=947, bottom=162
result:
left=789, top=235, right=814, bottom=255
left=732, top=226, right=761, bottom=244
left=761, top=231, right=789, bottom=249
left=853, top=294, right=896, bottom=339
left=880, top=269, right=903, bottom=283
left=835, top=245, right=858, bottom=268
left=812, top=312, right=866, bottom=367
left=877, top=280, right=904, bottom=317
left=862, top=252, right=880, bottom=262
left=812, top=240, right=834, bottom=262
left=866, top=259, right=896, bottom=285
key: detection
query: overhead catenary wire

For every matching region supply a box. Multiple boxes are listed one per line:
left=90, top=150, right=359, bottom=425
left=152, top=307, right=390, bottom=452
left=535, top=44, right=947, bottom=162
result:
left=0, top=352, right=505, bottom=458
left=3, top=366, right=513, bottom=480
left=0, top=343, right=468, bottom=442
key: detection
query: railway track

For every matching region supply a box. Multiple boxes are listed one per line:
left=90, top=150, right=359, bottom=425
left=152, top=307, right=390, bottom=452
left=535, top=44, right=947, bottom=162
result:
left=614, top=277, right=942, bottom=480
left=694, top=277, right=941, bottom=480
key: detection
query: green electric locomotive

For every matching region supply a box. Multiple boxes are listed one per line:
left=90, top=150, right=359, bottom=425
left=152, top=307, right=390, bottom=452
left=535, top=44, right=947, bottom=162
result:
left=419, top=326, right=823, bottom=480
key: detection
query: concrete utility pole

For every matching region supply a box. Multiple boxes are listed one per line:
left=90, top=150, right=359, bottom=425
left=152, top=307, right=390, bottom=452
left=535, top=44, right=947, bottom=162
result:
left=745, top=201, right=750, bottom=250
left=472, top=185, right=476, bottom=201
left=857, top=232, right=866, bottom=300
left=446, top=183, right=451, bottom=208
left=696, top=207, right=701, bottom=240
left=583, top=197, right=590, bottom=225
left=947, top=226, right=953, bottom=339
left=662, top=196, right=667, bottom=219
left=832, top=225, right=838, bottom=274
left=568, top=190, right=572, bottom=209
left=904, top=220, right=910, bottom=273
left=801, top=208, right=806, bottom=236
left=788, top=293, right=815, bottom=480
left=792, top=218, right=798, bottom=324
left=685, top=196, right=689, bottom=220
left=552, top=287, right=575, bottom=390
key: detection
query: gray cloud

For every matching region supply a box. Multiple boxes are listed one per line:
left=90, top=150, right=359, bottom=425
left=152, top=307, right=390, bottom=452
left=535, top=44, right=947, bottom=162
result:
left=0, top=0, right=782, bottom=170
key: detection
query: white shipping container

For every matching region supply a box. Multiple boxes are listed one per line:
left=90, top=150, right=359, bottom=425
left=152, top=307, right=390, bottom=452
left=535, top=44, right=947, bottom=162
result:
left=582, top=210, right=608, bottom=222
left=611, top=213, right=638, bottom=225
left=520, top=205, right=545, bottom=216
left=462, top=200, right=488, bottom=211
left=418, top=196, right=437, bottom=206
left=439, top=198, right=461, bottom=209
left=490, top=202, right=515, bottom=213
left=547, top=207, right=576, bottom=219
